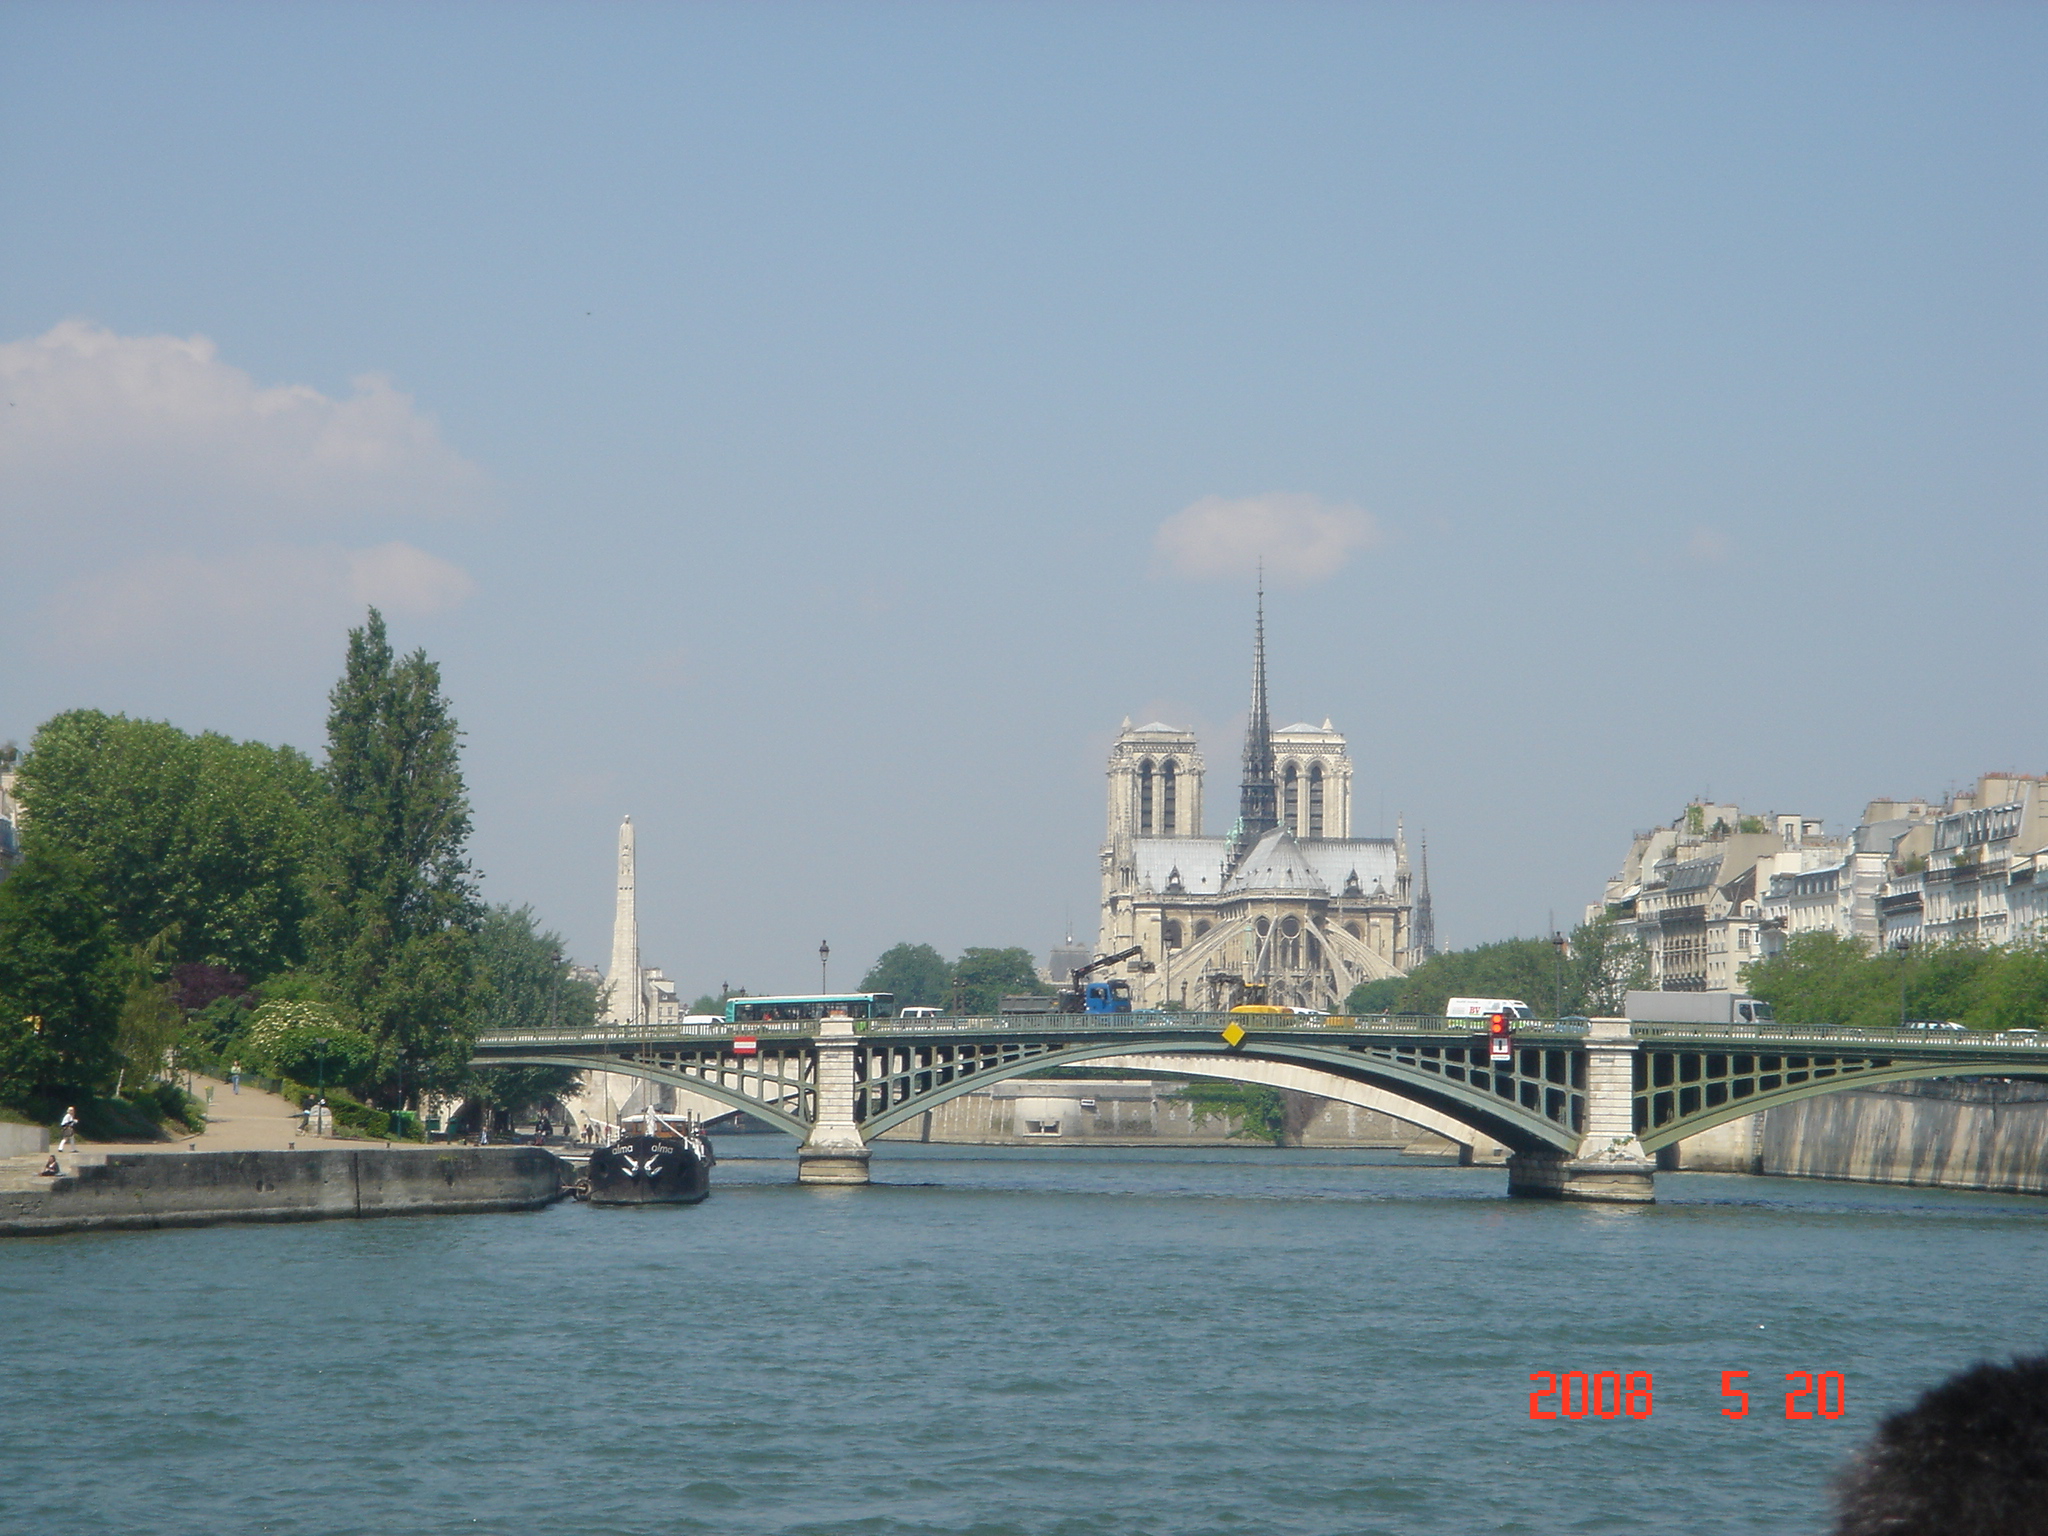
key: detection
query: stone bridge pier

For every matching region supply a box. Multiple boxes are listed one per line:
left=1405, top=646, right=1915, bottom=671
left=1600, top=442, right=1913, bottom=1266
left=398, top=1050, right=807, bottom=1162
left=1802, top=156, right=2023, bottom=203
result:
left=1507, top=1016, right=1656, bottom=1203
left=797, top=1013, right=872, bottom=1184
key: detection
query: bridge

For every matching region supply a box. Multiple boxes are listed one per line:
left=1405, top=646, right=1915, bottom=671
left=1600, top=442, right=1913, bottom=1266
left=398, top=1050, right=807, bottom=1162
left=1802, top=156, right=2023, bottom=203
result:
left=470, top=1012, right=2048, bottom=1202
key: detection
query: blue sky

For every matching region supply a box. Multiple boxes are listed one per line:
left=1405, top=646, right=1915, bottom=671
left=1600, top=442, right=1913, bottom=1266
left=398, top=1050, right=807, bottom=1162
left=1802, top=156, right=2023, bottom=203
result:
left=2, top=2, right=2042, bottom=994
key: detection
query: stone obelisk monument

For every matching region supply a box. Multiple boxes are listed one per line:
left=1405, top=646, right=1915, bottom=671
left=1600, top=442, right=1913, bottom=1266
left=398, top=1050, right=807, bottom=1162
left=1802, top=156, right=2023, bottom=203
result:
left=606, top=815, right=644, bottom=1027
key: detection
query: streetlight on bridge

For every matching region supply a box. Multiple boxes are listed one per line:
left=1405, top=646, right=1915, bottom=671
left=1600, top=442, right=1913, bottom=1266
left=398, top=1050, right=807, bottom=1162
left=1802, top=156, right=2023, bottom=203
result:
left=819, top=940, right=830, bottom=993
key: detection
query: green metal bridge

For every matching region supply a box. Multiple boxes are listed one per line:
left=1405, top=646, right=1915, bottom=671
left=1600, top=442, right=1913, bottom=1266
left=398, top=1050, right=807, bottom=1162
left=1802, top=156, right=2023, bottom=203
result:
left=470, top=1012, right=2048, bottom=1202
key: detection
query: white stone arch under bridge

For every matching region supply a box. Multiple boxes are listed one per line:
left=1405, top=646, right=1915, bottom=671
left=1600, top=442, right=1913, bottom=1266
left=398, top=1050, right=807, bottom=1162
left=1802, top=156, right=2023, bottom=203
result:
left=485, top=1045, right=1506, bottom=1159
left=471, top=1015, right=2048, bottom=1202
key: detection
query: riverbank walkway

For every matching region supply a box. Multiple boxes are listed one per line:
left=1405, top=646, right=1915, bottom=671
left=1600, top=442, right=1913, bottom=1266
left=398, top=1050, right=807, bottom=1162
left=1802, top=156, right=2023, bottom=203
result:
left=1, top=1076, right=338, bottom=1188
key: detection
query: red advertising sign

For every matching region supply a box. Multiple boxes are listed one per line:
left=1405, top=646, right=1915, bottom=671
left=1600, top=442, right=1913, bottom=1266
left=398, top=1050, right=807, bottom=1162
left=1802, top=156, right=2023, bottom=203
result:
left=732, top=1036, right=759, bottom=1056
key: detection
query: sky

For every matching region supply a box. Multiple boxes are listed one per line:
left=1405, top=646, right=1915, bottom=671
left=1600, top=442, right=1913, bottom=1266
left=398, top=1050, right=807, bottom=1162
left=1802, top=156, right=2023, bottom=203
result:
left=2, top=2, right=2043, bottom=996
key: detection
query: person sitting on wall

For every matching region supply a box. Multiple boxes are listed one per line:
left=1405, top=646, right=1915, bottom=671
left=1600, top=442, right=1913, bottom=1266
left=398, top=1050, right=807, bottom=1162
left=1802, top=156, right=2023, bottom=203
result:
left=1832, top=1353, right=2048, bottom=1535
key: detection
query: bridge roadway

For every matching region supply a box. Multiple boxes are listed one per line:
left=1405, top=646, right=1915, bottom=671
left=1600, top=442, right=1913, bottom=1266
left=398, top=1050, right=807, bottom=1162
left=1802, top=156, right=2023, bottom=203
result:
left=470, top=1011, right=2048, bottom=1202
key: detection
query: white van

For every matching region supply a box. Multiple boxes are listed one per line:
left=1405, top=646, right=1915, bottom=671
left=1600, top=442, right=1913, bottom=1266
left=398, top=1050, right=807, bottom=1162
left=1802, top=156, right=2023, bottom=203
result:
left=899, top=1006, right=943, bottom=1019
left=1444, top=997, right=1534, bottom=1020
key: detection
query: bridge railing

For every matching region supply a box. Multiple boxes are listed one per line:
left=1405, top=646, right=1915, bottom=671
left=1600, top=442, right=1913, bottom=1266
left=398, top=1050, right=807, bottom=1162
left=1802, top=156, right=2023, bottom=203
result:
left=472, top=1012, right=1595, bottom=1046
left=470, top=1014, right=2048, bottom=1052
left=862, top=1011, right=1592, bottom=1038
left=1624, top=1020, right=2048, bottom=1048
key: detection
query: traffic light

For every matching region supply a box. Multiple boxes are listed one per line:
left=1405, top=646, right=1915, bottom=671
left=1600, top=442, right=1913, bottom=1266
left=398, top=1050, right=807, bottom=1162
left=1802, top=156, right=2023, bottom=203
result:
left=1486, top=1011, right=1512, bottom=1061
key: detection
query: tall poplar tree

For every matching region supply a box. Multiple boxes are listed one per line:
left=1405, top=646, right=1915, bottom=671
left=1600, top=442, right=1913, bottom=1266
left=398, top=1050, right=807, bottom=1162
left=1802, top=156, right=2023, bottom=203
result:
left=311, top=610, right=483, bottom=1107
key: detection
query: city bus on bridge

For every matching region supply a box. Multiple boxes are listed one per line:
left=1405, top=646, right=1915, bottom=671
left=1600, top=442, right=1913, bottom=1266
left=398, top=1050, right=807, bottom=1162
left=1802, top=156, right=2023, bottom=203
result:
left=725, top=993, right=896, bottom=1024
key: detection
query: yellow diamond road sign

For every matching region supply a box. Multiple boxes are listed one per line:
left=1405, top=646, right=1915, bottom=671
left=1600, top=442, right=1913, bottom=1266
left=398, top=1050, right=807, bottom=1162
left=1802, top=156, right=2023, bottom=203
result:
left=1220, top=1021, right=1247, bottom=1047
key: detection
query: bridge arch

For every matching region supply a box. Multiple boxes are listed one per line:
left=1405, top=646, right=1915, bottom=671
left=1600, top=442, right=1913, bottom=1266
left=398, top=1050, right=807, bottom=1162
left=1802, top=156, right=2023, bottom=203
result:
left=854, top=1036, right=1577, bottom=1153
left=475, top=1053, right=813, bottom=1137
left=1635, top=1053, right=2048, bottom=1152
left=1089, top=1052, right=1502, bottom=1154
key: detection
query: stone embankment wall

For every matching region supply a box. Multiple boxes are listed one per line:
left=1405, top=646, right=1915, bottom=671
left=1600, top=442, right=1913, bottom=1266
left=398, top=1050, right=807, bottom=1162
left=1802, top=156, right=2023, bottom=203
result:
left=872, top=1078, right=1460, bottom=1153
left=1667, top=1080, right=2048, bottom=1196
left=1760, top=1079, right=2048, bottom=1195
left=0, top=1147, right=564, bottom=1236
left=0, top=1123, right=50, bottom=1157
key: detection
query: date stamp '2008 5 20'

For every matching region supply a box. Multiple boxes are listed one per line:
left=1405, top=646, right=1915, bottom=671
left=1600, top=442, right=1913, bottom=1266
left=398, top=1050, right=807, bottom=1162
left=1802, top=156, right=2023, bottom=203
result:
left=1528, top=1371, right=1847, bottom=1421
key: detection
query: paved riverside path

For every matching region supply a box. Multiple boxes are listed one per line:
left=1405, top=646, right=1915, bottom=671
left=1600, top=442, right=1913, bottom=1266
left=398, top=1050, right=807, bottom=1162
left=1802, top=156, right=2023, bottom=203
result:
left=115, top=1075, right=323, bottom=1154
left=2, top=1077, right=334, bottom=1186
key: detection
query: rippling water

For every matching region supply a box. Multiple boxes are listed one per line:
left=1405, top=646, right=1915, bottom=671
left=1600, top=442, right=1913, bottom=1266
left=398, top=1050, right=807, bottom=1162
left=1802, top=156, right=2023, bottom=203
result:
left=4, top=1143, right=2045, bottom=1536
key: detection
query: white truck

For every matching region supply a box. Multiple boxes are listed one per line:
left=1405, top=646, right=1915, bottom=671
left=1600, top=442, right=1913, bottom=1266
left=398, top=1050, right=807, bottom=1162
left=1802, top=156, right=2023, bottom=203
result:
left=1625, top=990, right=1774, bottom=1026
left=1445, top=997, right=1534, bottom=1021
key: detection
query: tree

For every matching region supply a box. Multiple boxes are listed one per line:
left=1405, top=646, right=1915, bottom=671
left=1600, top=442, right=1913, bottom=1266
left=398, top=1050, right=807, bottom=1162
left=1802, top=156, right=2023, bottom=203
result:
left=1393, top=938, right=1563, bottom=1017
left=1742, top=932, right=1895, bottom=1026
left=860, top=943, right=952, bottom=1009
left=13, top=710, right=321, bottom=978
left=1741, top=932, right=2033, bottom=1029
left=1975, top=947, right=2048, bottom=1033
left=1343, top=976, right=1404, bottom=1013
left=113, top=933, right=186, bottom=1096
left=244, top=999, right=376, bottom=1090
left=1386, top=919, right=1647, bottom=1019
left=464, top=904, right=596, bottom=1118
left=1565, top=916, right=1650, bottom=1017
left=952, top=947, right=1048, bottom=1014
left=0, top=847, right=124, bottom=1114
left=309, top=610, right=483, bottom=1107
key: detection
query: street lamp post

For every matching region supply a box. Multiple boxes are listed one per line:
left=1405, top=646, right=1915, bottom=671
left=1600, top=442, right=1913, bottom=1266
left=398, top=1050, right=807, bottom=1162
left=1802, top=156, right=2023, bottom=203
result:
left=819, top=939, right=830, bottom=993
left=1894, top=938, right=1912, bottom=1027
left=1552, top=929, right=1569, bottom=1020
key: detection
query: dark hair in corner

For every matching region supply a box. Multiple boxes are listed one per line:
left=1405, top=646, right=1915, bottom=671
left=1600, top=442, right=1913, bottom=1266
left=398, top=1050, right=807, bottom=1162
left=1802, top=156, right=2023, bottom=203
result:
left=1833, top=1354, right=2048, bottom=1536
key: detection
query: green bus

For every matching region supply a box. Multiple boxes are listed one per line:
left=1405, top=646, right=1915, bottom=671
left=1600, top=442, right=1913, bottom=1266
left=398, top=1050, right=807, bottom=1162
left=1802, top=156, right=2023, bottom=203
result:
left=724, top=993, right=896, bottom=1024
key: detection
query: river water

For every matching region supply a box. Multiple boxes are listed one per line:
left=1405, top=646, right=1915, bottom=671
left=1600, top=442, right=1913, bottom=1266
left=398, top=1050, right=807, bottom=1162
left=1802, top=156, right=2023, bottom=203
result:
left=4, top=1143, right=2045, bottom=1536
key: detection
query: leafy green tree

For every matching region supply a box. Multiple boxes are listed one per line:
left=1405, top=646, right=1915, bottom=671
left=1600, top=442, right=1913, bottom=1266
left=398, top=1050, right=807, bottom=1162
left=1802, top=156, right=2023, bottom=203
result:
left=860, top=943, right=952, bottom=1009
left=1565, top=916, right=1651, bottom=1016
left=1742, top=933, right=2034, bottom=1029
left=1343, top=977, right=1405, bottom=1013
left=244, top=1000, right=377, bottom=1089
left=464, top=904, right=596, bottom=1117
left=14, top=710, right=321, bottom=978
left=952, top=947, right=1049, bottom=1014
left=1389, top=920, right=1646, bottom=1018
left=1394, top=938, right=1563, bottom=1017
left=687, top=993, right=725, bottom=1017
left=1743, top=933, right=1900, bottom=1026
left=113, top=934, right=186, bottom=1096
left=0, top=847, right=124, bottom=1113
left=1974, top=947, right=2048, bottom=1033
left=309, top=610, right=483, bottom=1107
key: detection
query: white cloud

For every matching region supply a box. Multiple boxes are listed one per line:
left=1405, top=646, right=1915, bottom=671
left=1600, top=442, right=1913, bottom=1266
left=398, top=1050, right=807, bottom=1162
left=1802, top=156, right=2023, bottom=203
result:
left=0, top=320, right=487, bottom=538
left=34, top=543, right=475, bottom=663
left=1153, top=492, right=1381, bottom=584
left=1, top=322, right=483, bottom=673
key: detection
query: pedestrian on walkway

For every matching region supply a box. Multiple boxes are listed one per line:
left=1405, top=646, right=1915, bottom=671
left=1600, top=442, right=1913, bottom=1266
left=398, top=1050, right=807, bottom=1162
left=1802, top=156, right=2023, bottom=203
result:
left=57, top=1105, right=78, bottom=1151
left=230, top=1060, right=242, bottom=1094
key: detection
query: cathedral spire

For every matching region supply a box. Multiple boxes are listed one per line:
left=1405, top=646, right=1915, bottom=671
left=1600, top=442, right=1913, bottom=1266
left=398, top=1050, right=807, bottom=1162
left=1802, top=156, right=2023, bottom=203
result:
left=1232, top=582, right=1279, bottom=858
left=1412, top=832, right=1436, bottom=961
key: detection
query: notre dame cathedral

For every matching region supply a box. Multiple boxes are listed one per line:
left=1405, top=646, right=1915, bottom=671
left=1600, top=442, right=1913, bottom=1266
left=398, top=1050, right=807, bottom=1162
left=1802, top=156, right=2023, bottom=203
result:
left=1096, top=600, right=1432, bottom=1011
